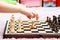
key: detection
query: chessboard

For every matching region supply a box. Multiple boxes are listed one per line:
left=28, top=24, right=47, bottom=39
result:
left=3, top=20, right=60, bottom=38
left=3, top=15, right=60, bottom=38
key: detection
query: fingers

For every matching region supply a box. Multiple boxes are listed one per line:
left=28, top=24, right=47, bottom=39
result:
left=32, top=12, right=39, bottom=20
left=27, top=12, right=33, bottom=19
left=35, top=14, right=39, bottom=20
left=26, top=11, right=39, bottom=20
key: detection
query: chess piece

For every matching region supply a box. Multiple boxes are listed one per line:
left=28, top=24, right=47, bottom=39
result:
left=58, top=15, right=60, bottom=25
left=52, top=22, right=58, bottom=33
left=55, top=25, right=58, bottom=33
left=17, top=18, right=21, bottom=32
left=48, top=18, right=53, bottom=28
left=52, top=15, right=57, bottom=24
left=46, top=16, right=49, bottom=22
left=10, top=15, right=15, bottom=33
left=48, top=18, right=51, bottom=25
left=32, top=21, right=35, bottom=28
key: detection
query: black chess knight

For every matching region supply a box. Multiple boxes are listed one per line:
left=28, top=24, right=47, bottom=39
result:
left=52, top=15, right=57, bottom=25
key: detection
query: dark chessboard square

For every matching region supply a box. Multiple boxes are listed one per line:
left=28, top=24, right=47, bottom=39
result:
left=42, top=25, right=48, bottom=26
left=38, top=29, right=45, bottom=31
left=44, top=28, right=50, bottom=29
left=40, top=22, right=46, bottom=24
left=35, top=23, right=41, bottom=25
left=17, top=31, right=24, bottom=33
left=7, top=30, right=10, bottom=33
left=8, top=28, right=10, bottom=30
left=24, top=26, right=30, bottom=28
left=21, top=28, right=23, bottom=29
left=14, top=28, right=18, bottom=31
left=8, top=25, right=10, bottom=26
left=46, top=31, right=53, bottom=33
left=16, top=25, right=18, bottom=26
left=7, top=31, right=9, bottom=33
left=36, top=26, right=42, bottom=28
left=31, top=27, right=37, bottom=29
left=32, top=31, right=38, bottom=33
left=22, top=21, right=28, bottom=22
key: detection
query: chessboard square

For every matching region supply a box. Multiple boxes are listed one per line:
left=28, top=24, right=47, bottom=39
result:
left=23, top=26, right=30, bottom=28
left=24, top=29, right=31, bottom=31
left=46, top=31, right=53, bottom=33
left=58, top=27, right=60, bottom=29
left=31, top=29, right=38, bottom=31
left=40, top=20, right=45, bottom=22
left=17, top=31, right=24, bottom=33
left=40, top=22, right=46, bottom=24
left=8, top=24, right=10, bottom=26
left=7, top=30, right=10, bottom=33
left=14, top=28, right=18, bottom=31
left=22, top=25, right=30, bottom=27
left=36, top=26, right=42, bottom=28
left=37, top=28, right=44, bottom=30
left=34, top=20, right=39, bottom=22
left=22, top=22, right=29, bottom=24
left=44, top=28, right=50, bottom=29
left=31, top=27, right=37, bottom=29
left=35, top=24, right=42, bottom=27
left=21, top=26, right=23, bottom=28
left=35, top=22, right=40, bottom=24
left=29, top=24, right=32, bottom=25
left=38, top=29, right=45, bottom=31
left=58, top=30, right=60, bottom=33
left=39, top=31, right=46, bottom=33
left=23, top=28, right=30, bottom=30
left=8, top=27, right=10, bottom=30
left=41, top=23, right=48, bottom=26
left=43, top=25, right=50, bottom=28
left=45, top=29, right=52, bottom=31
left=24, top=31, right=31, bottom=33
left=32, top=31, right=38, bottom=33
left=33, top=26, right=36, bottom=28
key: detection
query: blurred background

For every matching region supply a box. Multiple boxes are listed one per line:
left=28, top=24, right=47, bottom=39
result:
left=16, top=0, right=60, bottom=7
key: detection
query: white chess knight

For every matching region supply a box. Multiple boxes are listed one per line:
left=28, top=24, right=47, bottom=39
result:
left=10, top=15, right=15, bottom=33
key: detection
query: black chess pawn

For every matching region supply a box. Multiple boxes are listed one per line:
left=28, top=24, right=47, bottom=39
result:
left=46, top=16, right=49, bottom=22
left=58, top=15, right=60, bottom=25
left=48, top=18, right=52, bottom=25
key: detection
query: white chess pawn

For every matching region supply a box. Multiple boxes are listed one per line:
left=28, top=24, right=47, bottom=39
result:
left=32, top=21, right=35, bottom=28
left=28, top=20, right=35, bottom=28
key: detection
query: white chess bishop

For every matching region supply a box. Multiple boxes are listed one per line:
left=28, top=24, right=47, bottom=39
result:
left=17, top=18, right=22, bottom=32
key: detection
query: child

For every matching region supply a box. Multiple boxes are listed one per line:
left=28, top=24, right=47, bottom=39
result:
left=0, top=0, right=38, bottom=20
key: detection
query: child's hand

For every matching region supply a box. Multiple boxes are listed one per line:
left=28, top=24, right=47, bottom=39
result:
left=24, top=9, right=39, bottom=20
left=27, top=11, right=38, bottom=20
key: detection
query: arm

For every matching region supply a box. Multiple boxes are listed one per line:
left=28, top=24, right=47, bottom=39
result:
left=0, top=2, right=38, bottom=20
